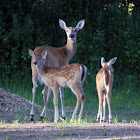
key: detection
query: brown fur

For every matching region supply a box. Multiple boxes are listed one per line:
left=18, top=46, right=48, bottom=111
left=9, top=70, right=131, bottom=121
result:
left=96, top=59, right=115, bottom=123
left=29, top=19, right=85, bottom=121
left=32, top=51, right=87, bottom=122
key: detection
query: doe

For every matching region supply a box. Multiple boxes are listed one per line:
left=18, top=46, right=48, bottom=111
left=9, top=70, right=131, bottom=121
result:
left=28, top=49, right=87, bottom=122
left=96, top=57, right=117, bottom=123
left=29, top=19, right=85, bottom=121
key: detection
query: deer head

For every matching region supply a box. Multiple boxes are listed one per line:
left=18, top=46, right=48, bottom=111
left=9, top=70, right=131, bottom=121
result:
left=28, top=49, right=47, bottom=66
left=101, top=57, right=117, bottom=73
left=59, top=19, right=85, bottom=42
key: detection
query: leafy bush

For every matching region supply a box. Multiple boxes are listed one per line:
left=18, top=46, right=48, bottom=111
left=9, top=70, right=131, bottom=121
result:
left=0, top=0, right=139, bottom=75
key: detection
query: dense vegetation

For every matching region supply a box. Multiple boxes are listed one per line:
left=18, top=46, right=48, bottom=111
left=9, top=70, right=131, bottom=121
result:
left=0, top=0, right=140, bottom=122
left=0, top=0, right=140, bottom=75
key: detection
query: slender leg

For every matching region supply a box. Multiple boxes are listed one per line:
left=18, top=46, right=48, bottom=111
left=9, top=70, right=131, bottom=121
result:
left=107, top=84, right=112, bottom=123
left=40, top=86, right=48, bottom=119
left=78, top=86, right=85, bottom=122
left=30, top=72, right=38, bottom=121
left=71, top=96, right=81, bottom=122
left=40, top=87, right=52, bottom=120
left=69, top=85, right=82, bottom=122
left=103, top=94, right=106, bottom=122
left=47, top=87, right=52, bottom=102
left=100, top=106, right=103, bottom=123
left=97, top=91, right=103, bottom=123
left=59, top=87, right=66, bottom=119
left=40, top=107, right=45, bottom=120
left=52, top=87, right=59, bottom=123
left=107, top=95, right=112, bottom=123
left=78, top=93, right=85, bottom=122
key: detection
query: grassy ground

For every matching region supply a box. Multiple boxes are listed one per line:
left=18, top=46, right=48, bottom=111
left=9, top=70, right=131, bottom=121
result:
left=0, top=72, right=140, bottom=123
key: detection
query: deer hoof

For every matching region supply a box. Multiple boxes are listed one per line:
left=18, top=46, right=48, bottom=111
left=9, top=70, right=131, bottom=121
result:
left=61, top=116, right=66, bottom=120
left=103, top=119, right=106, bottom=122
left=96, top=118, right=100, bottom=122
left=30, top=115, right=34, bottom=121
left=39, top=116, right=44, bottom=121
left=109, top=119, right=112, bottom=123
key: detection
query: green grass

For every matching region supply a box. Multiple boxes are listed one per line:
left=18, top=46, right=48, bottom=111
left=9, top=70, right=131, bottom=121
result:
left=0, top=72, right=140, bottom=123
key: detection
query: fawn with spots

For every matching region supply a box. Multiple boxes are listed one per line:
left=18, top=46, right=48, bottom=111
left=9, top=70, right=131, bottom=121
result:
left=29, top=49, right=87, bottom=122
left=96, top=57, right=117, bottom=123
left=29, top=19, right=85, bottom=121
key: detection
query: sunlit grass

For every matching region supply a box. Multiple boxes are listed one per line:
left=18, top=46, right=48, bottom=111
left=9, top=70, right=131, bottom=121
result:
left=0, top=119, right=6, bottom=124
left=113, top=116, right=118, bottom=124
left=0, top=72, right=140, bottom=123
left=13, top=120, right=19, bottom=125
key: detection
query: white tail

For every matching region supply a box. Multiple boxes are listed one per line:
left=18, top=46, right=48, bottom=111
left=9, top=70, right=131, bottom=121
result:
left=29, top=19, right=85, bottom=121
left=29, top=49, right=87, bottom=122
left=96, top=57, right=117, bottom=123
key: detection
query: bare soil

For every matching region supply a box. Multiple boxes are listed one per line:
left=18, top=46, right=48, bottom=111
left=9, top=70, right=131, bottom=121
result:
left=0, top=88, right=140, bottom=140
left=0, top=88, right=41, bottom=115
left=0, top=122, right=140, bottom=140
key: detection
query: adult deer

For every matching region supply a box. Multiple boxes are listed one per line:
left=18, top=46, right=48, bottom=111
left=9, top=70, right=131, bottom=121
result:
left=30, top=19, right=85, bottom=121
left=29, top=49, right=87, bottom=122
left=96, top=57, right=117, bottom=123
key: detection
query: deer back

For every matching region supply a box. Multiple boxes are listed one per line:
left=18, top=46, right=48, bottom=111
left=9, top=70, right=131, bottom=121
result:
left=33, top=46, right=69, bottom=67
left=43, top=63, right=86, bottom=88
left=96, top=63, right=113, bottom=93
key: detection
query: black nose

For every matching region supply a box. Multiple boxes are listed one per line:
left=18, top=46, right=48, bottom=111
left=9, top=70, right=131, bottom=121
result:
left=34, top=61, right=37, bottom=65
left=69, top=34, right=74, bottom=38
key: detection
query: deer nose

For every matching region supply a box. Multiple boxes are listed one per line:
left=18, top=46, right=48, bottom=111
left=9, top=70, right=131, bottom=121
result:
left=69, top=34, right=74, bottom=38
left=33, top=61, right=37, bottom=65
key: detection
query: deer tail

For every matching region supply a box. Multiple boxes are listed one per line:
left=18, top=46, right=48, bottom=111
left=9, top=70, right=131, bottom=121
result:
left=80, top=65, right=87, bottom=83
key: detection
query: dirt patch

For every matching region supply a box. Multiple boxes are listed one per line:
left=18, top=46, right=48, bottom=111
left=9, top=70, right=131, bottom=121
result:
left=0, top=123, right=140, bottom=140
left=0, top=88, right=140, bottom=139
left=0, top=88, right=41, bottom=115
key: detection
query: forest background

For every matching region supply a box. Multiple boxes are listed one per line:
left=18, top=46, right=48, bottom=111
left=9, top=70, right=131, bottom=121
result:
left=0, top=0, right=139, bottom=75
left=0, top=0, right=140, bottom=119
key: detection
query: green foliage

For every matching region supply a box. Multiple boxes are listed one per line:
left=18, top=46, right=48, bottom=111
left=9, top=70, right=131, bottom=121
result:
left=0, top=72, right=140, bottom=122
left=0, top=0, right=140, bottom=75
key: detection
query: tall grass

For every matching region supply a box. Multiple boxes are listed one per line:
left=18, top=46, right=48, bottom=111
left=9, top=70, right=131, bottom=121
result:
left=0, top=72, right=45, bottom=106
left=0, top=72, right=140, bottom=121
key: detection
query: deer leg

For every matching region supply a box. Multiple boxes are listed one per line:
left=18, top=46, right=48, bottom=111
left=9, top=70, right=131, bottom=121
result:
left=69, top=85, right=82, bottom=122
left=78, top=94, right=85, bottom=122
left=59, top=87, right=66, bottom=120
left=46, top=87, right=51, bottom=102
left=30, top=74, right=38, bottom=121
left=97, top=91, right=103, bottom=123
left=103, top=94, right=106, bottom=122
left=40, top=87, right=52, bottom=120
left=78, top=86, right=85, bottom=122
left=107, top=95, right=112, bottom=123
left=40, top=86, right=48, bottom=120
left=71, top=96, right=81, bottom=122
left=52, top=87, right=59, bottom=123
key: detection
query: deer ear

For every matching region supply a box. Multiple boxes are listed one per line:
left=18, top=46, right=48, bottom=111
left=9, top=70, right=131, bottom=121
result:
left=59, top=19, right=67, bottom=29
left=41, top=50, right=47, bottom=59
left=109, top=57, right=117, bottom=65
left=28, top=49, right=35, bottom=57
left=101, top=57, right=105, bottom=67
left=76, top=19, right=85, bottom=29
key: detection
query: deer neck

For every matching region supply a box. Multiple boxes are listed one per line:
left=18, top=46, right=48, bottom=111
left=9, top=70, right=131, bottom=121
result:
left=36, top=63, right=46, bottom=78
left=64, top=38, right=77, bottom=60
